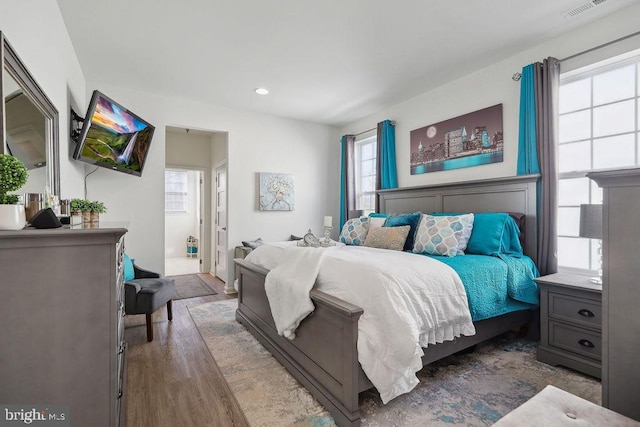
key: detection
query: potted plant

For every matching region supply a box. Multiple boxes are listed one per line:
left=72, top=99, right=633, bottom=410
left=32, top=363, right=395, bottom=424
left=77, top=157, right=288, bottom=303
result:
left=88, top=200, right=106, bottom=223
left=0, top=154, right=29, bottom=230
left=70, top=198, right=91, bottom=224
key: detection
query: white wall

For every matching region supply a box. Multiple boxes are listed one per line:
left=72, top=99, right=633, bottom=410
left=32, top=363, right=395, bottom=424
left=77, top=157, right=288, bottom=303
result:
left=164, top=170, right=199, bottom=259
left=84, top=83, right=341, bottom=277
left=341, top=3, right=640, bottom=189
left=0, top=1, right=87, bottom=199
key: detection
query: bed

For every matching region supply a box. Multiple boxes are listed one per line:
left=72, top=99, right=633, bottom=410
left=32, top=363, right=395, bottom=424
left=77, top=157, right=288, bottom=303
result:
left=234, top=174, right=540, bottom=427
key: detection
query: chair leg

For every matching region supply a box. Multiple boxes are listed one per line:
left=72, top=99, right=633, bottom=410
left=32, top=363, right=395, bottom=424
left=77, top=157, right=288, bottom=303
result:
left=146, top=313, right=153, bottom=342
left=167, top=300, right=173, bottom=321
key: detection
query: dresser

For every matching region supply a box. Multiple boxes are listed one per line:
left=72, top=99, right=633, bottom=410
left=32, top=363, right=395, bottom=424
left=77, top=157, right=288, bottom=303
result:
left=0, top=225, right=128, bottom=427
left=589, top=168, right=640, bottom=421
left=535, top=273, right=602, bottom=378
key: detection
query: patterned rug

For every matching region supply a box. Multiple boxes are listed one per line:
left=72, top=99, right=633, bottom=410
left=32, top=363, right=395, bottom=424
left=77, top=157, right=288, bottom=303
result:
left=189, top=300, right=601, bottom=427
left=168, top=274, right=217, bottom=300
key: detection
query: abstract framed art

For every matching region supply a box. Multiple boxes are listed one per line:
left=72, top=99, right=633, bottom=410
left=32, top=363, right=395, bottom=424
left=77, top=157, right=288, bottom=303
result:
left=258, top=172, right=295, bottom=211
left=410, top=104, right=503, bottom=175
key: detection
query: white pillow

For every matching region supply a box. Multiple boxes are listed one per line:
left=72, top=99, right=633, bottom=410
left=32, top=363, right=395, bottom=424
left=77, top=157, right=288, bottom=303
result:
left=367, top=214, right=387, bottom=230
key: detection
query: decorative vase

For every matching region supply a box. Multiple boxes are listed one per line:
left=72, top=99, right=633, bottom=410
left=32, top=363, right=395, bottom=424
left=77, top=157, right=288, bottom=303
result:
left=0, top=204, right=26, bottom=230
left=90, top=212, right=99, bottom=223
left=82, top=211, right=91, bottom=224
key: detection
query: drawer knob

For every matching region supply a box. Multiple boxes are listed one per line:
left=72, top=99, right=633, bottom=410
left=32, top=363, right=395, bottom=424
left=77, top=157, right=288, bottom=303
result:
left=578, top=339, right=595, bottom=348
left=577, top=309, right=594, bottom=318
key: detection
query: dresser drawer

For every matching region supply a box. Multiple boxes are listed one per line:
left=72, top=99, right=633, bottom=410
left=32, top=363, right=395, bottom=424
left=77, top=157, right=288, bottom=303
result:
left=549, top=292, right=601, bottom=331
left=549, top=321, right=601, bottom=361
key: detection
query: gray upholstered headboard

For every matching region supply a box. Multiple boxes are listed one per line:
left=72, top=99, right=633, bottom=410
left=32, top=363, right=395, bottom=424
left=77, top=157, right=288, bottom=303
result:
left=377, top=174, right=540, bottom=263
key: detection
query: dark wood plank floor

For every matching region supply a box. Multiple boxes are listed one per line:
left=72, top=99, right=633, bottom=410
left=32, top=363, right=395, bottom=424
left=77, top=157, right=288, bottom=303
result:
left=124, top=274, right=249, bottom=427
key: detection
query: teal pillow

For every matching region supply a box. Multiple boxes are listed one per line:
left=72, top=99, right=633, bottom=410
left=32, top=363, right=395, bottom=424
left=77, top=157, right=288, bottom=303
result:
left=465, top=213, right=523, bottom=256
left=123, top=253, right=135, bottom=281
left=383, top=212, right=422, bottom=251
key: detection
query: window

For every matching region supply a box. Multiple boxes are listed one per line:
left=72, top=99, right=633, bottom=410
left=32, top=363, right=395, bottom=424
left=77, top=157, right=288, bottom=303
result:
left=557, top=52, right=640, bottom=272
left=165, top=169, right=188, bottom=212
left=355, top=136, right=377, bottom=215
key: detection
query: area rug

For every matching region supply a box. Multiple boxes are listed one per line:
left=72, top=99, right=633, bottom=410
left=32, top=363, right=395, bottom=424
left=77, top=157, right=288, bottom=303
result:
left=168, top=274, right=218, bottom=300
left=189, top=300, right=601, bottom=427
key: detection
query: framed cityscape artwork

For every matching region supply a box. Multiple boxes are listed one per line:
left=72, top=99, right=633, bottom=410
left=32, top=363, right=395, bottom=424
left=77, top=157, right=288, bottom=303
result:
left=410, top=104, right=503, bottom=175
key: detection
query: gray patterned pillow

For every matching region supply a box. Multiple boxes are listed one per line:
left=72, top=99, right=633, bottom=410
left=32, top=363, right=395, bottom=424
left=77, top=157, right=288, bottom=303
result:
left=242, top=238, right=264, bottom=249
left=413, top=214, right=474, bottom=257
left=364, top=225, right=411, bottom=251
left=339, top=217, right=370, bottom=246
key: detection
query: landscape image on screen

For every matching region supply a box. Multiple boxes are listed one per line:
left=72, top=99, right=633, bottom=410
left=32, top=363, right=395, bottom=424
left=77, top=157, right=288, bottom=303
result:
left=80, top=95, right=153, bottom=173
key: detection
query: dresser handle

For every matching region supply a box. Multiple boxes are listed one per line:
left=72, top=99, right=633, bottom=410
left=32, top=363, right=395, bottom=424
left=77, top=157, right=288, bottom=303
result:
left=117, top=389, right=123, bottom=399
left=578, top=339, right=595, bottom=348
left=577, top=309, right=594, bottom=318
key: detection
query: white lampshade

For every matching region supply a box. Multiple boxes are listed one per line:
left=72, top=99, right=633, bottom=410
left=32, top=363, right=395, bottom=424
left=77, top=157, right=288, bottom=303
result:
left=324, top=216, right=333, bottom=227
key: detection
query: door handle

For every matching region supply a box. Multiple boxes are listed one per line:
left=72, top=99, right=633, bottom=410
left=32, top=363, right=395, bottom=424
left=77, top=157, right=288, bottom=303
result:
left=222, top=227, right=227, bottom=231
left=578, top=309, right=595, bottom=318
left=578, top=339, right=595, bottom=348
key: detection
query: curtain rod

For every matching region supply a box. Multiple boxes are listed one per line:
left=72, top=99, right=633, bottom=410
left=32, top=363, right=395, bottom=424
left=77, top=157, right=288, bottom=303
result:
left=353, top=120, right=396, bottom=137
left=512, top=29, right=640, bottom=81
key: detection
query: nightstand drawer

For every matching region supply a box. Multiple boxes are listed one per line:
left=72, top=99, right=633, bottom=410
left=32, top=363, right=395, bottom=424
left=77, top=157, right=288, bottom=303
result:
left=549, top=293, right=601, bottom=330
left=549, top=321, right=601, bottom=361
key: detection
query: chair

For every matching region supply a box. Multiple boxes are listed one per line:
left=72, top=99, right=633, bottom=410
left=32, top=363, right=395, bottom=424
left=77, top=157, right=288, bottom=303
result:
left=124, top=263, right=176, bottom=342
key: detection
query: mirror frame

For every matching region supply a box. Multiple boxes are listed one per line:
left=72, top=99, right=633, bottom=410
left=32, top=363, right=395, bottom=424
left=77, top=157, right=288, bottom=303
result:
left=0, top=32, right=60, bottom=197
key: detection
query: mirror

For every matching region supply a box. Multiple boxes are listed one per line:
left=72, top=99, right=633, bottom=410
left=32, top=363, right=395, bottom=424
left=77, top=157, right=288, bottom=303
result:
left=1, top=32, right=59, bottom=198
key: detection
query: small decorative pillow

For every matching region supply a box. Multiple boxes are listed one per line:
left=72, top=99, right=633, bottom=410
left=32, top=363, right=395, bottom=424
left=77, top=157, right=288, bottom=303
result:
left=339, top=217, right=370, bottom=246
left=364, top=225, right=411, bottom=251
left=413, top=214, right=474, bottom=257
left=123, top=253, right=135, bottom=281
left=383, top=212, right=422, bottom=251
left=242, top=238, right=264, bottom=249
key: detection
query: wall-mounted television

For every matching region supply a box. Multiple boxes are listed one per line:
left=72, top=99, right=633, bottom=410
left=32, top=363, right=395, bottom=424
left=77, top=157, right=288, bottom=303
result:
left=72, top=90, right=154, bottom=177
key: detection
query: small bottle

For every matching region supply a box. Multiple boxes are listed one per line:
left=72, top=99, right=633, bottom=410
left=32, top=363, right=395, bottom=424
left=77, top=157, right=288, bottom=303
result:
left=44, top=186, right=51, bottom=208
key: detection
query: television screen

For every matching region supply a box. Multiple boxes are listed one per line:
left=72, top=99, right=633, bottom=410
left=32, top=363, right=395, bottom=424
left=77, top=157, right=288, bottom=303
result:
left=73, top=90, right=154, bottom=176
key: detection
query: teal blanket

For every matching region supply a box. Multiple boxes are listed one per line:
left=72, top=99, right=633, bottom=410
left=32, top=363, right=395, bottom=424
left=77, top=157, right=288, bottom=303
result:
left=427, top=254, right=539, bottom=321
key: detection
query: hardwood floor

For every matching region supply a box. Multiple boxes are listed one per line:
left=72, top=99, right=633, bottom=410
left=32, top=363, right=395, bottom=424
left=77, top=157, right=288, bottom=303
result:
left=124, top=274, right=250, bottom=427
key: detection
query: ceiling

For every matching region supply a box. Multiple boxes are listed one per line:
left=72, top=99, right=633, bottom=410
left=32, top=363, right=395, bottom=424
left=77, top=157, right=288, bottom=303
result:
left=57, top=0, right=637, bottom=127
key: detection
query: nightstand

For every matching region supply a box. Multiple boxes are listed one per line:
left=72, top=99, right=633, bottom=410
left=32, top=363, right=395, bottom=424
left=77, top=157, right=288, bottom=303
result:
left=535, top=273, right=602, bottom=378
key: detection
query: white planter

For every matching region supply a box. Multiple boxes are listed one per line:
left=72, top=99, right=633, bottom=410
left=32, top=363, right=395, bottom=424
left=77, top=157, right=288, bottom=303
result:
left=0, top=204, right=26, bottom=230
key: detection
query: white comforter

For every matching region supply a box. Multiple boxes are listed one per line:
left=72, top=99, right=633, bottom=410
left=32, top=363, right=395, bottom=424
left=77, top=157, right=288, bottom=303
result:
left=245, top=242, right=475, bottom=403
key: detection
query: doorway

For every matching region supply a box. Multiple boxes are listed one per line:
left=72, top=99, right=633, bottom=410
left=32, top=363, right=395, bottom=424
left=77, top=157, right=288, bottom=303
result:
left=164, top=168, right=203, bottom=276
left=164, top=126, right=229, bottom=281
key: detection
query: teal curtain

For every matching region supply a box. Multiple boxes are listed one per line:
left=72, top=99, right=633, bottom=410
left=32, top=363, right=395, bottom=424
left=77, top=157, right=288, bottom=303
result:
left=339, top=135, right=355, bottom=229
left=375, top=120, right=398, bottom=211
left=378, top=120, right=398, bottom=188
left=517, top=64, right=540, bottom=175
left=516, top=59, right=560, bottom=275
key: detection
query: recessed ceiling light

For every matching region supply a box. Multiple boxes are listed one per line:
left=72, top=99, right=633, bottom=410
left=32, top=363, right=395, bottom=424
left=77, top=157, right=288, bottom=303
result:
left=254, top=88, right=269, bottom=95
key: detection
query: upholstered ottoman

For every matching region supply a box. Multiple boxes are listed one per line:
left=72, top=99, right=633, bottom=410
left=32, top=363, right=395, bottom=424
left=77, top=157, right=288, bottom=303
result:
left=493, top=385, right=640, bottom=426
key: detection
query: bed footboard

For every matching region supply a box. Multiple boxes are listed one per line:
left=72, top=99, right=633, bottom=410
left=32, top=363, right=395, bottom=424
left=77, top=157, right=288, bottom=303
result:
left=234, top=258, right=364, bottom=427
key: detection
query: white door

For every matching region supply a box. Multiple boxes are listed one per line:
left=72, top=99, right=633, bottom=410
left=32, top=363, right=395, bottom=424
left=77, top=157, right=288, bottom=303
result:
left=215, top=164, right=228, bottom=283
left=196, top=170, right=204, bottom=273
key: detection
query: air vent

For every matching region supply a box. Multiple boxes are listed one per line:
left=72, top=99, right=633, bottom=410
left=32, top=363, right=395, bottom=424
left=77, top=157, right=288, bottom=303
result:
left=562, top=0, right=608, bottom=18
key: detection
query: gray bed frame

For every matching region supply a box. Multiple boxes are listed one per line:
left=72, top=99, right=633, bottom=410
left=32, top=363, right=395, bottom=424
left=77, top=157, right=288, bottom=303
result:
left=234, top=174, right=540, bottom=427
